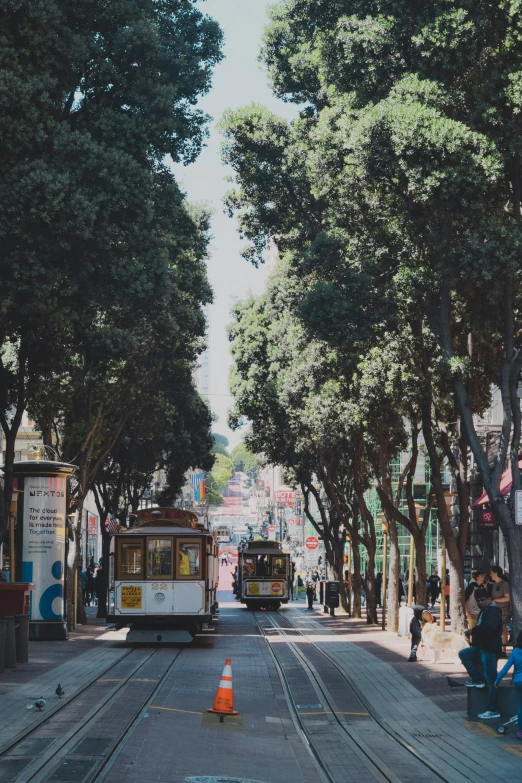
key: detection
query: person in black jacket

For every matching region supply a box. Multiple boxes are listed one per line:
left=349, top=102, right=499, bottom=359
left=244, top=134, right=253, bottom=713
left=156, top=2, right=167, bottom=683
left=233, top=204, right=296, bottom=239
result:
left=306, top=581, right=316, bottom=610
left=458, top=589, right=502, bottom=719
left=408, top=608, right=434, bottom=661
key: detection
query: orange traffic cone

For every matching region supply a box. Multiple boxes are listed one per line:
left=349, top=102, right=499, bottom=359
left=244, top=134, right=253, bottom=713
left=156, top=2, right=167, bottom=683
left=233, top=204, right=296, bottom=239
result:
left=207, top=658, right=238, bottom=716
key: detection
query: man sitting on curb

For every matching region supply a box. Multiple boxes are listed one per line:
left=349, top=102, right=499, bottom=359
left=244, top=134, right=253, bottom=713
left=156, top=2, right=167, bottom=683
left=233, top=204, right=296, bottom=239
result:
left=458, top=588, right=502, bottom=720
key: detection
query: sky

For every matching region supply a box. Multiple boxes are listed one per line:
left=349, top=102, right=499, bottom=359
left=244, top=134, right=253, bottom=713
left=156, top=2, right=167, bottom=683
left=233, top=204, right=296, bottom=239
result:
left=172, top=0, right=297, bottom=448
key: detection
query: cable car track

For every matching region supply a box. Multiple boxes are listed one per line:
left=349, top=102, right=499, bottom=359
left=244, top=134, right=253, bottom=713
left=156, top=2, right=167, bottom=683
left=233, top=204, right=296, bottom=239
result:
left=0, top=646, right=184, bottom=783
left=255, top=610, right=455, bottom=783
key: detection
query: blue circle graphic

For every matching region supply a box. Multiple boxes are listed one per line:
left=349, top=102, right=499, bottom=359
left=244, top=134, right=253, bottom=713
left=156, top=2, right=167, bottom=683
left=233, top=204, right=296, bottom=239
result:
left=39, top=583, right=63, bottom=621
left=51, top=560, right=63, bottom=580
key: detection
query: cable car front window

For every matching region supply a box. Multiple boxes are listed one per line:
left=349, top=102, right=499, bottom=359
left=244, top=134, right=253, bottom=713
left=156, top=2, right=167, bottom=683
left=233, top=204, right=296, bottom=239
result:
left=177, top=541, right=201, bottom=578
left=272, top=557, right=286, bottom=576
left=147, top=539, right=173, bottom=578
left=243, top=558, right=255, bottom=576
left=118, top=540, right=143, bottom=579
left=256, top=555, right=269, bottom=576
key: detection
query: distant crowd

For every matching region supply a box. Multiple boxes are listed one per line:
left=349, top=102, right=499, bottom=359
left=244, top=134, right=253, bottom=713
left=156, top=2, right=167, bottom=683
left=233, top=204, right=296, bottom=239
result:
left=81, top=557, right=103, bottom=607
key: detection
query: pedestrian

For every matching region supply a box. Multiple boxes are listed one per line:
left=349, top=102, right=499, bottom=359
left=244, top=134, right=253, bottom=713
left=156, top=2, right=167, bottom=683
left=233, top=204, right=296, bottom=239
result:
left=408, top=608, right=435, bottom=662
left=398, top=573, right=405, bottom=607
left=495, top=630, right=522, bottom=740
left=86, top=567, right=95, bottom=606
left=375, top=572, right=382, bottom=608
left=291, top=561, right=296, bottom=600
left=489, top=566, right=511, bottom=652
left=458, top=588, right=502, bottom=720
left=427, top=569, right=440, bottom=607
left=80, top=569, right=88, bottom=605
left=94, top=568, right=104, bottom=609
left=297, top=574, right=304, bottom=588
left=444, top=569, right=450, bottom=618
left=306, top=580, right=315, bottom=610
left=465, top=570, right=486, bottom=630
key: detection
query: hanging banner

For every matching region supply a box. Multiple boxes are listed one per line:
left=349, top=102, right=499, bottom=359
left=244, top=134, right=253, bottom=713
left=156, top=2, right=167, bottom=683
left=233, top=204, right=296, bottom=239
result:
left=22, top=476, right=67, bottom=622
left=88, top=514, right=98, bottom=537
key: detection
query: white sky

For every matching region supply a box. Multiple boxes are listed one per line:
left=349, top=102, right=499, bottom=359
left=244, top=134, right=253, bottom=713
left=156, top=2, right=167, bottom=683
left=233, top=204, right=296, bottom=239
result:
left=172, top=0, right=297, bottom=447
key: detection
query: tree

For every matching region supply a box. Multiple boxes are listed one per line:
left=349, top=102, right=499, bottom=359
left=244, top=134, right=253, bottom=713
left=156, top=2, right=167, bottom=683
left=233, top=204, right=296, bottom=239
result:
left=209, top=454, right=234, bottom=491
left=230, top=442, right=260, bottom=478
left=222, top=4, right=522, bottom=635
left=0, top=0, right=223, bottom=542
left=257, top=0, right=522, bottom=636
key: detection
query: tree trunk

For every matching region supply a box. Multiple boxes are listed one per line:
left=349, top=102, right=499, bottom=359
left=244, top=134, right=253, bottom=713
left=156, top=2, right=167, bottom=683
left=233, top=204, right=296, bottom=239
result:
left=336, top=555, right=350, bottom=615
left=97, top=532, right=111, bottom=619
left=352, top=538, right=362, bottom=619
left=364, top=541, right=378, bottom=624
left=0, top=431, right=16, bottom=543
left=413, top=532, right=427, bottom=605
left=495, top=503, right=522, bottom=636
left=387, top=517, right=400, bottom=632
left=66, top=493, right=85, bottom=630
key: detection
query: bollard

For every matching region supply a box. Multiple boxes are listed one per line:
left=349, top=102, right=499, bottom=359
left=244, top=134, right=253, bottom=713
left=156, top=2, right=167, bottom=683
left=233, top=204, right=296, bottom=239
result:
left=14, top=614, right=29, bottom=664
left=0, top=619, right=6, bottom=674
left=0, top=617, right=16, bottom=669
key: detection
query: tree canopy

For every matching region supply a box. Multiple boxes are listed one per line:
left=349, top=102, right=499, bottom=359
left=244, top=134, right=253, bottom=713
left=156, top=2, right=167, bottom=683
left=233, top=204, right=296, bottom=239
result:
left=223, top=0, right=522, bottom=632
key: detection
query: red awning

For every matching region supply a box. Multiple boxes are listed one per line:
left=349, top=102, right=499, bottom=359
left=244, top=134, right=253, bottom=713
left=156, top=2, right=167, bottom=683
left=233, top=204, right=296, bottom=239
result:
left=472, top=459, right=522, bottom=506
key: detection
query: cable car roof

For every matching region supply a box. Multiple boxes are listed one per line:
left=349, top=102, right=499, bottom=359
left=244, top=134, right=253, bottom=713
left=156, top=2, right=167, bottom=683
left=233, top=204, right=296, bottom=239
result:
left=123, top=507, right=206, bottom=531
left=116, top=526, right=207, bottom=536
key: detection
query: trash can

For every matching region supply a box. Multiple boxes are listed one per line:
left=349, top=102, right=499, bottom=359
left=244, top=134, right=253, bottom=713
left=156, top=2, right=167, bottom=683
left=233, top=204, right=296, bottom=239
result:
left=0, top=618, right=6, bottom=674
left=14, top=614, right=29, bottom=664
left=0, top=583, right=34, bottom=615
left=0, top=616, right=16, bottom=669
left=325, top=581, right=340, bottom=616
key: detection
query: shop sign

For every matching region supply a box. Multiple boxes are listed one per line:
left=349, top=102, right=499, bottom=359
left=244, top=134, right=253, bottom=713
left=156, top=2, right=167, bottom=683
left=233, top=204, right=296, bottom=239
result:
left=275, top=489, right=296, bottom=506
left=516, top=491, right=522, bottom=526
left=88, top=514, right=98, bottom=537
left=479, top=510, right=497, bottom=529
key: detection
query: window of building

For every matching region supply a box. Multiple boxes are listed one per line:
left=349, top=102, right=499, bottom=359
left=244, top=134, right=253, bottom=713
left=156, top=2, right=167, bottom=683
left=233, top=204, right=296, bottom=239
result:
left=177, top=540, right=202, bottom=578
left=147, top=538, right=173, bottom=578
left=118, top=539, right=143, bottom=579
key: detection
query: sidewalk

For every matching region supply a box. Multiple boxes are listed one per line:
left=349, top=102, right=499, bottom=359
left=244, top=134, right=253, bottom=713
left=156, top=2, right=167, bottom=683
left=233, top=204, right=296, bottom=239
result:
left=285, top=604, right=522, bottom=780
left=0, top=607, right=114, bottom=697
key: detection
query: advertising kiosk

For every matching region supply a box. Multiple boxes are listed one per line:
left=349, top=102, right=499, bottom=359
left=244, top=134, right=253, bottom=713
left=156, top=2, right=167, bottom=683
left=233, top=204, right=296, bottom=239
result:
left=13, top=460, right=76, bottom=640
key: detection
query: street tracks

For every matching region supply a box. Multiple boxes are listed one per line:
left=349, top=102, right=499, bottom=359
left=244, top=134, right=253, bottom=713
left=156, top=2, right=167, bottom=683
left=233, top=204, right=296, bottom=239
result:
left=0, top=646, right=184, bottom=782
left=255, top=610, right=452, bottom=783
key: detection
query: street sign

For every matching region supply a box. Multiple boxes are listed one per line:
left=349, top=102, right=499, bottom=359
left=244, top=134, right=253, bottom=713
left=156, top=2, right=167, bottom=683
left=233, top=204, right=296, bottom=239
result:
left=268, top=525, right=276, bottom=533
left=516, top=491, right=522, bottom=525
left=305, top=536, right=319, bottom=550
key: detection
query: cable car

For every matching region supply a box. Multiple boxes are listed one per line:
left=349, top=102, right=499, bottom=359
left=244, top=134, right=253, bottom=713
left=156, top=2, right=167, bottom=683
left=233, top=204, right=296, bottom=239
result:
left=237, top=540, right=290, bottom=610
left=107, top=507, right=219, bottom=643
